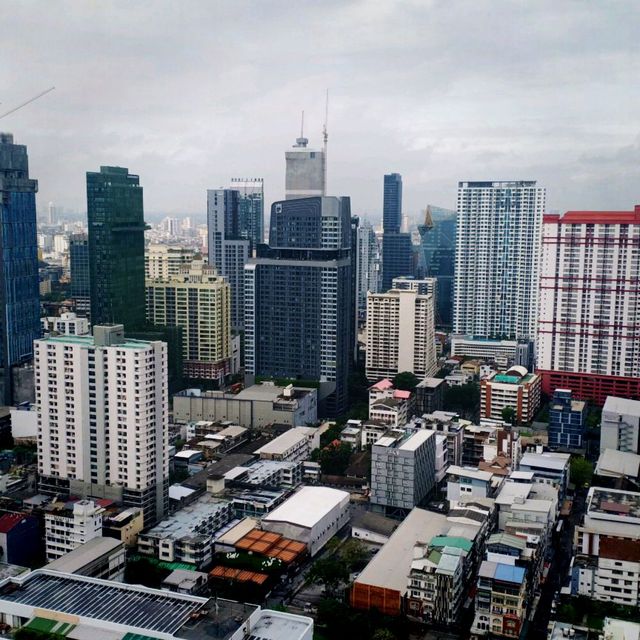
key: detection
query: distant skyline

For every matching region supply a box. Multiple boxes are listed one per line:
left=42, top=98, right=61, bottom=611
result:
left=3, top=2, right=639, bottom=217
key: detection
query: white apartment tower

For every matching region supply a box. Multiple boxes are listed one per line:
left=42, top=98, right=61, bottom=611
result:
left=356, top=221, right=382, bottom=321
left=35, top=325, right=169, bottom=526
left=537, top=206, right=640, bottom=405
left=366, top=289, right=437, bottom=381
left=453, top=181, right=545, bottom=341
left=146, top=260, right=232, bottom=382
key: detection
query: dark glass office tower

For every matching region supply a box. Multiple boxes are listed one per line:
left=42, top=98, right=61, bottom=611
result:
left=0, top=133, right=40, bottom=404
left=381, top=173, right=413, bottom=289
left=231, top=178, right=264, bottom=246
left=245, top=196, right=353, bottom=417
left=383, top=173, right=402, bottom=233
left=87, top=166, right=146, bottom=330
left=418, top=206, right=457, bottom=328
left=69, top=233, right=90, bottom=317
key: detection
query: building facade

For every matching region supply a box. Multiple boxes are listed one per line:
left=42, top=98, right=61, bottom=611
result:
left=537, top=207, right=640, bottom=405
left=145, top=244, right=197, bottom=280
left=480, top=367, right=541, bottom=424
left=35, top=325, right=169, bottom=526
left=146, top=260, right=232, bottom=382
left=0, top=133, right=40, bottom=404
left=69, top=233, right=90, bottom=317
left=366, top=289, right=437, bottom=381
left=44, top=500, right=103, bottom=562
left=285, top=133, right=325, bottom=200
left=88, top=166, right=146, bottom=330
left=600, top=396, right=640, bottom=454
left=548, top=389, right=587, bottom=449
left=231, top=178, right=264, bottom=246
left=453, top=181, right=545, bottom=341
left=356, top=221, right=382, bottom=321
left=245, top=196, right=353, bottom=417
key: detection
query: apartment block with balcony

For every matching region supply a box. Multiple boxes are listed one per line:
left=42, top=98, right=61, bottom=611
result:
left=480, top=367, right=541, bottom=424
left=44, top=500, right=103, bottom=562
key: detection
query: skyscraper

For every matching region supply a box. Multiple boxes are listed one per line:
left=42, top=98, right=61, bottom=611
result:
left=418, top=206, right=457, bottom=328
left=231, top=178, right=264, bottom=246
left=381, top=173, right=413, bottom=289
left=146, top=260, right=232, bottom=383
left=284, top=132, right=325, bottom=200
left=207, top=188, right=251, bottom=330
left=383, top=173, right=402, bottom=233
left=537, top=206, right=640, bottom=404
left=87, top=166, right=146, bottom=330
left=35, top=325, right=169, bottom=526
left=69, top=233, right=90, bottom=318
left=453, top=180, right=545, bottom=341
left=0, top=133, right=40, bottom=404
left=356, top=220, right=382, bottom=321
left=244, top=196, right=353, bottom=416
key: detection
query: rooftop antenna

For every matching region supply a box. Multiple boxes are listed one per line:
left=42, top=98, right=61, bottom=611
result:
left=322, top=89, right=329, bottom=195
left=0, top=86, right=56, bottom=121
left=295, top=110, right=308, bottom=148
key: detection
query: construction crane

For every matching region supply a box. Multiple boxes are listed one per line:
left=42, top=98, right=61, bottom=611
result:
left=0, top=86, right=55, bottom=121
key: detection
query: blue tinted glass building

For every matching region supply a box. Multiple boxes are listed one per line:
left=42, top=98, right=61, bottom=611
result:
left=383, top=173, right=402, bottom=233
left=244, top=196, right=353, bottom=417
left=548, top=389, right=587, bottom=449
left=0, top=133, right=40, bottom=404
left=418, top=207, right=457, bottom=328
left=382, top=232, right=413, bottom=291
left=231, top=178, right=264, bottom=246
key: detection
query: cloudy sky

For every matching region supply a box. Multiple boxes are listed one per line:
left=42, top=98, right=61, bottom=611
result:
left=2, top=1, right=639, bottom=221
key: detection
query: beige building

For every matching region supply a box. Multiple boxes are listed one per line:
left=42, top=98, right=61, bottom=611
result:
left=146, top=260, right=232, bottom=381
left=365, top=289, right=437, bottom=381
left=480, top=366, right=541, bottom=424
left=145, top=244, right=198, bottom=279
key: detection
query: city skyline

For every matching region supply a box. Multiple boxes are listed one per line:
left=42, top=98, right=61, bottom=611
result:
left=2, top=2, right=638, bottom=217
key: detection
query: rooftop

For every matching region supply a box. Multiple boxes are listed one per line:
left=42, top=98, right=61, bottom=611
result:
left=587, top=487, right=640, bottom=521
left=36, top=334, right=153, bottom=350
left=355, top=508, right=449, bottom=592
left=519, top=452, right=570, bottom=472
left=448, top=465, right=493, bottom=482
left=45, top=537, right=124, bottom=574
left=604, top=395, right=640, bottom=418
left=350, top=510, right=399, bottom=538
left=240, top=610, right=313, bottom=640
left=597, top=449, right=640, bottom=480
left=478, top=560, right=525, bottom=585
left=262, top=486, right=349, bottom=529
left=416, top=377, right=445, bottom=389
left=254, top=427, right=314, bottom=456
left=0, top=570, right=207, bottom=637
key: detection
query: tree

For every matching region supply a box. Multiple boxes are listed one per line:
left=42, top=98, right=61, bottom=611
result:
left=392, top=371, right=419, bottom=391
left=501, top=406, right=516, bottom=425
left=319, top=442, right=352, bottom=475
left=340, top=539, right=368, bottom=571
left=308, top=557, right=350, bottom=596
left=443, top=382, right=480, bottom=419
left=570, top=456, right=593, bottom=488
left=372, top=630, right=397, bottom=640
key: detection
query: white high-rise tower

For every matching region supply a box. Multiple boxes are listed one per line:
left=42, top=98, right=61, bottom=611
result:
left=453, top=181, right=545, bottom=341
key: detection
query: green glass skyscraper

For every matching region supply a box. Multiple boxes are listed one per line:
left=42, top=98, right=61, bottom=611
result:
left=87, top=166, right=146, bottom=330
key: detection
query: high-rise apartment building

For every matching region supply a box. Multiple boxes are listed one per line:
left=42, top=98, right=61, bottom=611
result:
left=453, top=181, right=545, bottom=341
left=146, top=260, right=232, bottom=382
left=145, top=244, right=197, bottom=280
left=381, top=174, right=413, bottom=290
left=366, top=288, right=437, bottom=381
left=207, top=188, right=251, bottom=331
left=537, top=207, right=640, bottom=405
left=35, top=325, right=169, bottom=526
left=356, top=221, right=382, bottom=321
left=87, top=166, right=146, bottom=330
left=69, top=233, right=90, bottom=318
left=418, top=206, right=457, bottom=327
left=231, top=178, right=264, bottom=246
left=245, top=196, right=353, bottom=417
left=284, top=134, right=325, bottom=200
left=0, top=133, right=40, bottom=404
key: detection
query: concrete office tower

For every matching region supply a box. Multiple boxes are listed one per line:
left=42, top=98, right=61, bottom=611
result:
left=47, top=201, right=56, bottom=225
left=366, top=288, right=437, bottom=381
left=285, top=132, right=325, bottom=200
left=356, top=221, right=382, bottom=321
left=382, top=173, right=413, bottom=290
left=418, top=206, right=457, bottom=328
left=370, top=430, right=437, bottom=515
left=245, top=196, right=353, bottom=417
left=35, top=325, right=169, bottom=526
left=145, top=244, right=197, bottom=280
left=69, top=233, right=90, bottom=318
left=231, top=178, right=265, bottom=246
left=453, top=181, right=545, bottom=341
left=600, top=396, right=640, bottom=454
left=538, top=207, right=640, bottom=405
left=207, top=188, right=251, bottom=331
left=87, top=166, right=146, bottom=330
left=0, top=133, right=40, bottom=404
left=146, top=260, right=232, bottom=383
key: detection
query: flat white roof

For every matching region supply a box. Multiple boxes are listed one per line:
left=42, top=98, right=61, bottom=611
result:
left=448, top=465, right=493, bottom=482
left=169, top=485, right=197, bottom=500
left=262, top=486, right=349, bottom=529
left=400, top=430, right=434, bottom=451
left=45, top=537, right=123, bottom=574
left=255, top=427, right=312, bottom=456
left=520, top=452, right=569, bottom=471
left=496, top=482, right=532, bottom=505
left=597, top=449, right=640, bottom=479
left=249, top=610, right=314, bottom=640
left=604, top=396, right=640, bottom=417
left=173, top=449, right=202, bottom=459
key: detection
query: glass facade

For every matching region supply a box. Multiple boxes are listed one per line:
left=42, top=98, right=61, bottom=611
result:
left=231, top=178, right=264, bottom=246
left=383, top=173, right=402, bottom=233
left=548, top=389, right=587, bottom=449
left=69, top=233, right=90, bottom=315
left=0, top=133, right=40, bottom=403
left=382, top=232, right=413, bottom=291
left=87, top=166, right=146, bottom=330
left=418, top=209, right=457, bottom=328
